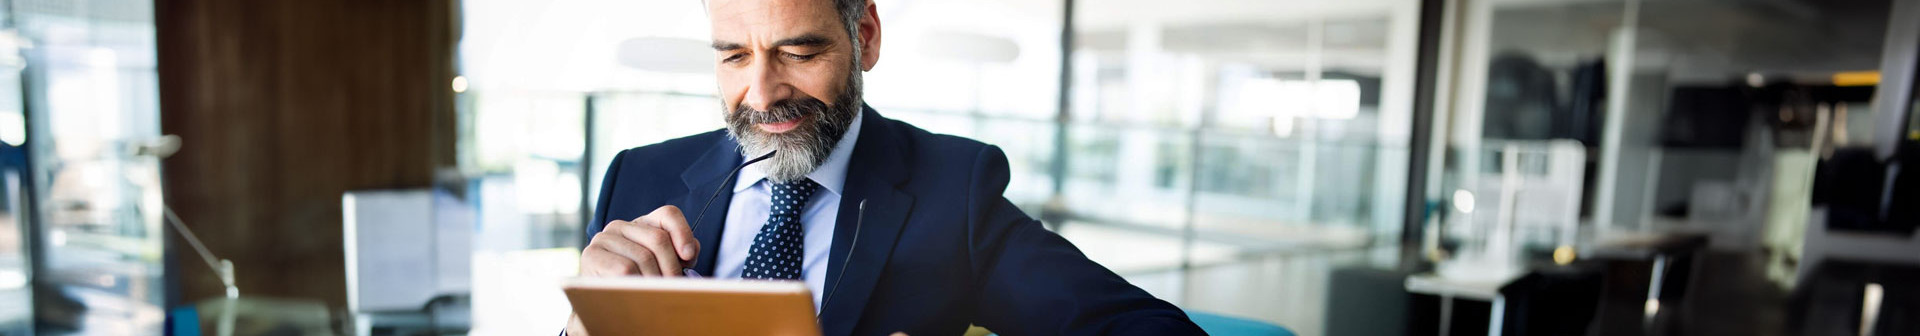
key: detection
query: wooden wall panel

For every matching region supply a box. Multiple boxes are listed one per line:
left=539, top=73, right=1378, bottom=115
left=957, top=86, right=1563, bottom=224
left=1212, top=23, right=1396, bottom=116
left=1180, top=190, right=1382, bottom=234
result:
left=155, top=0, right=456, bottom=309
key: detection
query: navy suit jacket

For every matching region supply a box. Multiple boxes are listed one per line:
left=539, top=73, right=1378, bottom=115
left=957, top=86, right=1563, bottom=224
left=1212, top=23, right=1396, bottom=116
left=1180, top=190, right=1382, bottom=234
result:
left=586, top=106, right=1205, bottom=335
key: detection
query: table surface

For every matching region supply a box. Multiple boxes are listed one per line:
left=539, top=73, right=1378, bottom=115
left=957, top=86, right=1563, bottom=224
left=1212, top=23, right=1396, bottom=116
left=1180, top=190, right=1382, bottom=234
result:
left=1404, top=273, right=1515, bottom=301
left=1582, top=231, right=1710, bottom=260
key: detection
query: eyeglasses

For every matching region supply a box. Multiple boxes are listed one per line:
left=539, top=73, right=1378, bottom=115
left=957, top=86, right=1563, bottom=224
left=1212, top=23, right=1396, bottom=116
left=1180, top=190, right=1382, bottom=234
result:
left=681, top=150, right=776, bottom=277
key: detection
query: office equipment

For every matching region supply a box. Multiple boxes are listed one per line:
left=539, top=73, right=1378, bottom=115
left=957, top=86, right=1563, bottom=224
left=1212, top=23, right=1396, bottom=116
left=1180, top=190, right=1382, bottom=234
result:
left=1443, top=140, right=1586, bottom=283
left=342, top=189, right=473, bottom=335
left=162, top=207, right=238, bottom=336
left=122, top=134, right=241, bottom=336
left=563, top=277, right=820, bottom=336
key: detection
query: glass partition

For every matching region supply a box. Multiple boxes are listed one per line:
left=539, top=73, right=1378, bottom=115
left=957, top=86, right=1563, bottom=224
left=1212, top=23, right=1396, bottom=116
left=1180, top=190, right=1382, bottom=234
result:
left=1067, top=2, right=1420, bottom=334
left=0, top=5, right=28, bottom=333
left=17, top=0, right=168, bottom=333
left=1427, top=0, right=1896, bottom=263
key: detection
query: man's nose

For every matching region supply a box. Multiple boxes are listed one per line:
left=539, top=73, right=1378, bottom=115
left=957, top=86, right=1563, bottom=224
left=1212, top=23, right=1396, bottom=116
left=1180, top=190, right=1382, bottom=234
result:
left=741, top=57, right=792, bottom=112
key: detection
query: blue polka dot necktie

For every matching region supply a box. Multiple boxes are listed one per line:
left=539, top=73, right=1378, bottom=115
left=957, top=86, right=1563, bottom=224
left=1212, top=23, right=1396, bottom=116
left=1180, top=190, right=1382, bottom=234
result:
left=742, top=178, right=819, bottom=280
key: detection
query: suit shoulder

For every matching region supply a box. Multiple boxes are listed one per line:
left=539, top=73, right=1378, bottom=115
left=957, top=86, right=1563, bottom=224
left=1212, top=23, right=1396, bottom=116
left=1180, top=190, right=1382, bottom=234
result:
left=618, top=129, right=730, bottom=163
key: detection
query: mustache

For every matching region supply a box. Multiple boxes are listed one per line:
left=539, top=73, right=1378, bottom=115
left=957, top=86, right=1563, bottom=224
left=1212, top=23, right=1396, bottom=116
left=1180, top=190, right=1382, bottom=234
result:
left=730, top=97, right=834, bottom=125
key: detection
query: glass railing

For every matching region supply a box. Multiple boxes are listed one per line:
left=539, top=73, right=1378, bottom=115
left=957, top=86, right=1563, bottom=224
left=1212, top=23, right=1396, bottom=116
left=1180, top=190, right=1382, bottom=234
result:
left=461, top=89, right=1409, bottom=270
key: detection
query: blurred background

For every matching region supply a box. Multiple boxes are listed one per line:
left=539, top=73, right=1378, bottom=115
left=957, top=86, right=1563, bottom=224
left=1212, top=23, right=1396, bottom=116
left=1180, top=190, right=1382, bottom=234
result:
left=0, top=0, right=1916, bottom=335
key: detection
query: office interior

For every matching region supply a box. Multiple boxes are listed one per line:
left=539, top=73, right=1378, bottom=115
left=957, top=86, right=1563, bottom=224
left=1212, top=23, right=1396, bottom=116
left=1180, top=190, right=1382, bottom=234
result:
left=0, top=0, right=1917, bottom=335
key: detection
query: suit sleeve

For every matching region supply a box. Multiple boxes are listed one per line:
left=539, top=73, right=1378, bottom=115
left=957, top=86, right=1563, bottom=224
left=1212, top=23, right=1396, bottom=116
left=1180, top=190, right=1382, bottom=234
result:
left=584, top=149, right=630, bottom=249
left=964, top=146, right=1206, bottom=336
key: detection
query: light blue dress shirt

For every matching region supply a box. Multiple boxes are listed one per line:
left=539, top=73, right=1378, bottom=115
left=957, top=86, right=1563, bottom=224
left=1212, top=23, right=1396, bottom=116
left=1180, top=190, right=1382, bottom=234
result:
left=714, top=111, right=861, bottom=311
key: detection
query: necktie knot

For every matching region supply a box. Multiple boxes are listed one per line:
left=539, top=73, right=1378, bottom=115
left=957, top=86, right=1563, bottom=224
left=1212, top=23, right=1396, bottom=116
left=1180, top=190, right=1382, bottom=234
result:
left=767, top=179, right=819, bottom=217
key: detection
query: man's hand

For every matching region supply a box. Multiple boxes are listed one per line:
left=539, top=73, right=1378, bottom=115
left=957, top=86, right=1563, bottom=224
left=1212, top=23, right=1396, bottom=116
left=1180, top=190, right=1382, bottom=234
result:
left=580, top=205, right=701, bottom=276
left=566, top=313, right=590, bottom=336
left=568, top=205, right=702, bottom=336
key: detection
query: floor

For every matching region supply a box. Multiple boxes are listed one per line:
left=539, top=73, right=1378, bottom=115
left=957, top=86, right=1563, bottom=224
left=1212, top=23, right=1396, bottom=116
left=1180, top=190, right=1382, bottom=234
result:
left=1664, top=251, right=1788, bottom=336
left=1062, top=220, right=1393, bottom=336
left=1084, top=231, right=1794, bottom=336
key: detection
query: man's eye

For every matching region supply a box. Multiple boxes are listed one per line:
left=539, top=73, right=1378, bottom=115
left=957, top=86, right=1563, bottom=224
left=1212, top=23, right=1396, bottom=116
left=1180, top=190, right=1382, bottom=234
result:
left=783, top=53, right=815, bottom=61
left=722, top=53, right=747, bottom=63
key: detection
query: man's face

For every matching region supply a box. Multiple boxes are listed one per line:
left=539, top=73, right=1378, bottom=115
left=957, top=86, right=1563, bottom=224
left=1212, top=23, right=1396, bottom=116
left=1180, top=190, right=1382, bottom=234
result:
left=709, top=0, right=875, bottom=183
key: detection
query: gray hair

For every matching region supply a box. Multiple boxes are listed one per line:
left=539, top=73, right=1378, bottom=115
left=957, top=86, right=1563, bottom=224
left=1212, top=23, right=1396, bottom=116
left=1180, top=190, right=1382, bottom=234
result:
left=834, top=0, right=866, bottom=64
left=834, top=0, right=866, bottom=93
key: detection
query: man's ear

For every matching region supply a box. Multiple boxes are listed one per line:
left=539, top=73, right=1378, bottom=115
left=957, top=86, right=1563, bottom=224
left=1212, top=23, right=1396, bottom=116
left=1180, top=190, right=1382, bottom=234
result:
left=857, top=0, right=881, bottom=71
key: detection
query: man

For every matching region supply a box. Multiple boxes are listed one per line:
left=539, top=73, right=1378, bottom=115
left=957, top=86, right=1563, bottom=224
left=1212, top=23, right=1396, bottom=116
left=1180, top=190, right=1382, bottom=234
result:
left=567, top=0, right=1205, bottom=334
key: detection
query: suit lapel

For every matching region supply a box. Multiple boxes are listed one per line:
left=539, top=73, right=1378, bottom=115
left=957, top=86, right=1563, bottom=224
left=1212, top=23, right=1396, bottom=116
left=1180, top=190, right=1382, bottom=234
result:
left=676, top=134, right=744, bottom=276
left=819, top=106, right=915, bottom=335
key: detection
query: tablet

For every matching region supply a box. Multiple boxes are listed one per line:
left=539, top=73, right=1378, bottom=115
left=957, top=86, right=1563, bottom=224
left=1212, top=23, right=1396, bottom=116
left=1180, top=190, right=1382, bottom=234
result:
left=562, top=277, right=821, bottom=336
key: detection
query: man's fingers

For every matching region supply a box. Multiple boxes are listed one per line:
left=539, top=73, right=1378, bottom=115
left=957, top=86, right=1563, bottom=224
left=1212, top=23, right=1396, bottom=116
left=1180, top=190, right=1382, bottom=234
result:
left=624, top=243, right=663, bottom=275
left=585, top=231, right=652, bottom=275
left=574, top=205, right=700, bottom=279
left=579, top=247, right=641, bottom=276
left=642, top=205, right=700, bottom=262
left=613, top=219, right=683, bottom=275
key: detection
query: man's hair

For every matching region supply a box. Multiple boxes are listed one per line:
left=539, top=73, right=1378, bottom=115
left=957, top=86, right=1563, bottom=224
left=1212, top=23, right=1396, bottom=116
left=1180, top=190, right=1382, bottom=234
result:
left=833, top=0, right=866, bottom=107
left=833, top=0, right=865, bottom=64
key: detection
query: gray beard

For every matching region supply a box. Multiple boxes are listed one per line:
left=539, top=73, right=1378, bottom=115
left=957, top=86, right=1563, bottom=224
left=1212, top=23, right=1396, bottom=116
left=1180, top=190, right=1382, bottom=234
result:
left=723, top=72, right=863, bottom=183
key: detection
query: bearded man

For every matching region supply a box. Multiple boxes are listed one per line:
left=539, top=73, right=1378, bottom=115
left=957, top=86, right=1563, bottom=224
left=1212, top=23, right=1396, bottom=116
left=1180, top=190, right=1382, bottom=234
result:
left=566, top=0, right=1203, bottom=334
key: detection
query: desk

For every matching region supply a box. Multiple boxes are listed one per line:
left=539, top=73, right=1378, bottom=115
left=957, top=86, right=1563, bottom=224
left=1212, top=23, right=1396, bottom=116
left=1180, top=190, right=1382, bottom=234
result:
left=1406, top=231, right=1708, bottom=336
left=1405, top=273, right=1517, bottom=336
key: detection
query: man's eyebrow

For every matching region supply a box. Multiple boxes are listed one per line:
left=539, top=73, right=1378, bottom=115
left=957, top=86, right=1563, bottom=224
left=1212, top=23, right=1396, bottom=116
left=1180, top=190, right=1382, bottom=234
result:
left=710, top=34, right=833, bottom=51
left=771, top=34, right=832, bottom=48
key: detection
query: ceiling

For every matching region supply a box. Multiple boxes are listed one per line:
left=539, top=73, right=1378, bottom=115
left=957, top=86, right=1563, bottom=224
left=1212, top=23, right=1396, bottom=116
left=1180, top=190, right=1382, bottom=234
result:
left=1490, top=0, right=1891, bottom=80
left=1062, top=0, right=1895, bottom=80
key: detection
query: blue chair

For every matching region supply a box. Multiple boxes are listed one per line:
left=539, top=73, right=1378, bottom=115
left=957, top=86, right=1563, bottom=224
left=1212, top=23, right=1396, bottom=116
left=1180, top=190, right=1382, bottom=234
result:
left=1185, top=310, right=1294, bottom=336
left=166, top=305, right=202, bottom=336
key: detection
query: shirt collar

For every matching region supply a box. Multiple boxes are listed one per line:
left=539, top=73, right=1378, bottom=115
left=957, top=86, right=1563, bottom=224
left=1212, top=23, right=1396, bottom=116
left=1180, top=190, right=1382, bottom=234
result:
left=732, top=109, right=862, bottom=196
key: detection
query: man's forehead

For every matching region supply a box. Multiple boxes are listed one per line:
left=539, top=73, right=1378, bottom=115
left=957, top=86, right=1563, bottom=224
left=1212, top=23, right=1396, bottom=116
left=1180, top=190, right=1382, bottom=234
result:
left=708, top=0, right=844, bottom=46
left=707, top=0, right=837, bottom=22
